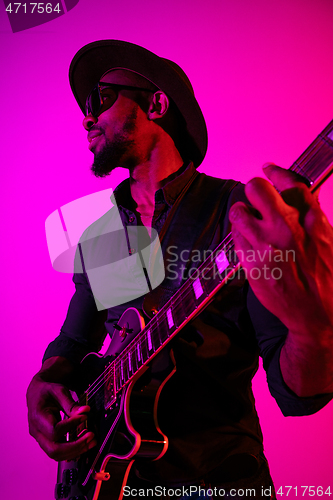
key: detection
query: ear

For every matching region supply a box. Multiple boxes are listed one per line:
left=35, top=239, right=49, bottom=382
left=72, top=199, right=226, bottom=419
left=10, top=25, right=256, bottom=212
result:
left=147, top=91, right=169, bottom=120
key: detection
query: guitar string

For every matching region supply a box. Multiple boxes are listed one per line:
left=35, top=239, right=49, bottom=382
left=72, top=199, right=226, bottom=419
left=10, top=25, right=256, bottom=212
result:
left=291, top=133, right=333, bottom=178
left=82, top=237, right=236, bottom=406
left=301, top=126, right=333, bottom=167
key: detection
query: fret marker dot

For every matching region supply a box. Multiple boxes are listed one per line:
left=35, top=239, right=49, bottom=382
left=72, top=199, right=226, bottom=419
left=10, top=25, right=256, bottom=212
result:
left=193, top=277, right=203, bottom=300
left=216, top=251, right=229, bottom=274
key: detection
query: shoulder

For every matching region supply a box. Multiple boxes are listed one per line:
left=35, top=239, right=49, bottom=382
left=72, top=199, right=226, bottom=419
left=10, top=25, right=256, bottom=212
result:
left=196, top=171, right=247, bottom=204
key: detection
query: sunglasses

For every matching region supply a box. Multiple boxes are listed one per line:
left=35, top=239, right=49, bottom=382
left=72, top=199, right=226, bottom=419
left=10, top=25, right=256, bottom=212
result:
left=85, top=82, right=156, bottom=118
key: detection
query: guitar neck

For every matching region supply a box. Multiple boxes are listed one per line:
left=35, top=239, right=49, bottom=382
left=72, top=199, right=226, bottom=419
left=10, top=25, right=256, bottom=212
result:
left=91, top=119, right=333, bottom=411
left=290, top=119, right=333, bottom=192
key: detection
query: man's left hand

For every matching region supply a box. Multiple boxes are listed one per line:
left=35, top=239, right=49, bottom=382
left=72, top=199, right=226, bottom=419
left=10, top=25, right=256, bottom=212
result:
left=229, top=164, right=333, bottom=397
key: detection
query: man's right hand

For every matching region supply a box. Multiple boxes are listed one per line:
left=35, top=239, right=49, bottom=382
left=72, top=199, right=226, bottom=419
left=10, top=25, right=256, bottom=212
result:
left=26, top=356, right=97, bottom=461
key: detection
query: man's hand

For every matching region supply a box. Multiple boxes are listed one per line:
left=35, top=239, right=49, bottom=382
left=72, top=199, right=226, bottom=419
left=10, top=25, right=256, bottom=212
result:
left=229, top=164, right=333, bottom=397
left=27, top=357, right=97, bottom=461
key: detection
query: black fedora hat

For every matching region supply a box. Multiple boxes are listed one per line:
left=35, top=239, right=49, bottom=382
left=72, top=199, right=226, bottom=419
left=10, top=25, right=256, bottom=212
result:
left=69, top=40, right=208, bottom=166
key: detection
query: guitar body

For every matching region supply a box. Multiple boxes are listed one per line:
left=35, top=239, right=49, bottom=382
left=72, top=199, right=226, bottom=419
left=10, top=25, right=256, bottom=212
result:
left=55, top=308, right=175, bottom=500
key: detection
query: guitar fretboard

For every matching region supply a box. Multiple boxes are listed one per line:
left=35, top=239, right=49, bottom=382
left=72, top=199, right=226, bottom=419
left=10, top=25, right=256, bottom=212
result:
left=83, top=120, right=333, bottom=411
left=290, top=120, right=333, bottom=189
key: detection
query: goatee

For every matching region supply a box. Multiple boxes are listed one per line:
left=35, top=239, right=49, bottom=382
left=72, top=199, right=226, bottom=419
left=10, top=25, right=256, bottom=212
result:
left=91, top=134, right=135, bottom=178
left=91, top=106, right=138, bottom=178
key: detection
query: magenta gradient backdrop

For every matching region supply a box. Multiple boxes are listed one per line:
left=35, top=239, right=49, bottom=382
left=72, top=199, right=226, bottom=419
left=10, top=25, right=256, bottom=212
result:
left=1, top=1, right=333, bottom=498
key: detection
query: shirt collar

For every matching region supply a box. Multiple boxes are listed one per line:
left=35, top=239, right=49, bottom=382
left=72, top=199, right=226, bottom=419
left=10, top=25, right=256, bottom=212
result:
left=112, top=162, right=196, bottom=210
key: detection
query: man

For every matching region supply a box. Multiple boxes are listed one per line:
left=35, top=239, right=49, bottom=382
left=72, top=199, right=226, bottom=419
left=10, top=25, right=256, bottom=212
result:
left=27, top=40, right=333, bottom=499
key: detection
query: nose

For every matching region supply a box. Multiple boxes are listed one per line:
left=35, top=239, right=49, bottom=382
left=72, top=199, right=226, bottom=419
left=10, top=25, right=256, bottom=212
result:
left=83, top=113, right=98, bottom=130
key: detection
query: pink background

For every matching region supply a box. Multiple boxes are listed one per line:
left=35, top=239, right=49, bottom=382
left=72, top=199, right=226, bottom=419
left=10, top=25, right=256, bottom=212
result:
left=1, top=0, right=333, bottom=498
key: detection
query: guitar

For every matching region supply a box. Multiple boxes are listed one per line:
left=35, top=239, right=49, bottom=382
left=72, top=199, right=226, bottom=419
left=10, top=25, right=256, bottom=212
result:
left=55, top=120, right=333, bottom=500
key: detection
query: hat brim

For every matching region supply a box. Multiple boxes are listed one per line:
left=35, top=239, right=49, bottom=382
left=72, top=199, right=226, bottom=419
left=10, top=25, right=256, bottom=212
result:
left=69, top=40, right=207, bottom=166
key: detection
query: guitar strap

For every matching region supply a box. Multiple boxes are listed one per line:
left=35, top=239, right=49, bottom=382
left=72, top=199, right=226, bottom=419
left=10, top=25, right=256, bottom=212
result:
left=143, top=172, right=239, bottom=316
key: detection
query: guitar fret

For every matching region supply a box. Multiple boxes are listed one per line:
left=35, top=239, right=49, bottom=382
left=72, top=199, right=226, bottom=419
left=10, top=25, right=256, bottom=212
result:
left=172, top=289, right=190, bottom=326
left=147, top=329, right=153, bottom=351
left=104, top=362, right=116, bottom=409
left=227, top=248, right=239, bottom=267
left=290, top=122, right=333, bottom=186
left=123, top=356, right=129, bottom=382
left=158, top=315, right=170, bottom=343
left=302, top=142, right=333, bottom=181
left=290, top=163, right=313, bottom=184
left=140, top=334, right=149, bottom=362
left=131, top=349, right=138, bottom=373
left=128, top=351, right=132, bottom=373
left=137, top=343, right=142, bottom=362
left=115, top=365, right=121, bottom=391
left=153, top=321, right=163, bottom=348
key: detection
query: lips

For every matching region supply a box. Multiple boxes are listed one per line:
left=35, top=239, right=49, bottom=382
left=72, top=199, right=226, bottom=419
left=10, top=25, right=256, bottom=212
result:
left=88, top=131, right=103, bottom=144
left=88, top=131, right=103, bottom=150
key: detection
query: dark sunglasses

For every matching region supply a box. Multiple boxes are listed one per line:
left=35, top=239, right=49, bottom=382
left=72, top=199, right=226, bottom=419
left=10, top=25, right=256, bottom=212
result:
left=85, top=82, right=156, bottom=118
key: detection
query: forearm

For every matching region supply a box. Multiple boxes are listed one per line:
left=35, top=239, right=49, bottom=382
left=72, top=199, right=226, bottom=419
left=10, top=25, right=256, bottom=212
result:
left=35, top=356, right=76, bottom=383
left=280, top=328, right=333, bottom=397
left=27, top=357, right=76, bottom=407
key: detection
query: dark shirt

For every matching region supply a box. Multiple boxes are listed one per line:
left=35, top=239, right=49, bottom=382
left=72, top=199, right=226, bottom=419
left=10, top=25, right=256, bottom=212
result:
left=43, top=163, right=332, bottom=484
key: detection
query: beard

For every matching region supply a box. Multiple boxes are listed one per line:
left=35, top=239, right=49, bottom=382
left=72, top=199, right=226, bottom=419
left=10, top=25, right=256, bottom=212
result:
left=91, top=107, right=138, bottom=178
left=91, top=134, right=135, bottom=178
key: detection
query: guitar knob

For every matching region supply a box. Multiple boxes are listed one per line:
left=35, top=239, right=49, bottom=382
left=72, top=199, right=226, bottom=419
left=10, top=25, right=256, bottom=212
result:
left=55, top=482, right=70, bottom=499
left=63, top=468, right=78, bottom=485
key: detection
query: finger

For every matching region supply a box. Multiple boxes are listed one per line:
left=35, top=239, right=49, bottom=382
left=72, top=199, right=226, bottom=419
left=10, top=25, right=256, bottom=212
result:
left=54, top=413, right=88, bottom=439
left=35, top=428, right=97, bottom=461
left=262, top=163, right=308, bottom=191
left=244, top=176, right=288, bottom=221
left=254, top=166, right=317, bottom=220
left=231, top=225, right=253, bottom=262
left=314, top=186, right=321, bottom=203
left=229, top=202, right=263, bottom=247
left=49, top=385, right=80, bottom=417
left=69, top=404, right=91, bottom=417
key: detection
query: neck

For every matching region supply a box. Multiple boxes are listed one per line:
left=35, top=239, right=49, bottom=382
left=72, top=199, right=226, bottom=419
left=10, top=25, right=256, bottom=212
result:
left=129, top=137, right=184, bottom=214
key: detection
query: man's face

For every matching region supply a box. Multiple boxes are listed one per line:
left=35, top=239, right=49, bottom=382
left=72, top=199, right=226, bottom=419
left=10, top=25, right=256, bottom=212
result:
left=83, top=69, right=155, bottom=177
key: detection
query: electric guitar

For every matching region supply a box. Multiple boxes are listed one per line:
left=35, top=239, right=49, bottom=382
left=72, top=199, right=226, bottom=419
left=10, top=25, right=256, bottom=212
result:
left=55, top=120, right=333, bottom=500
